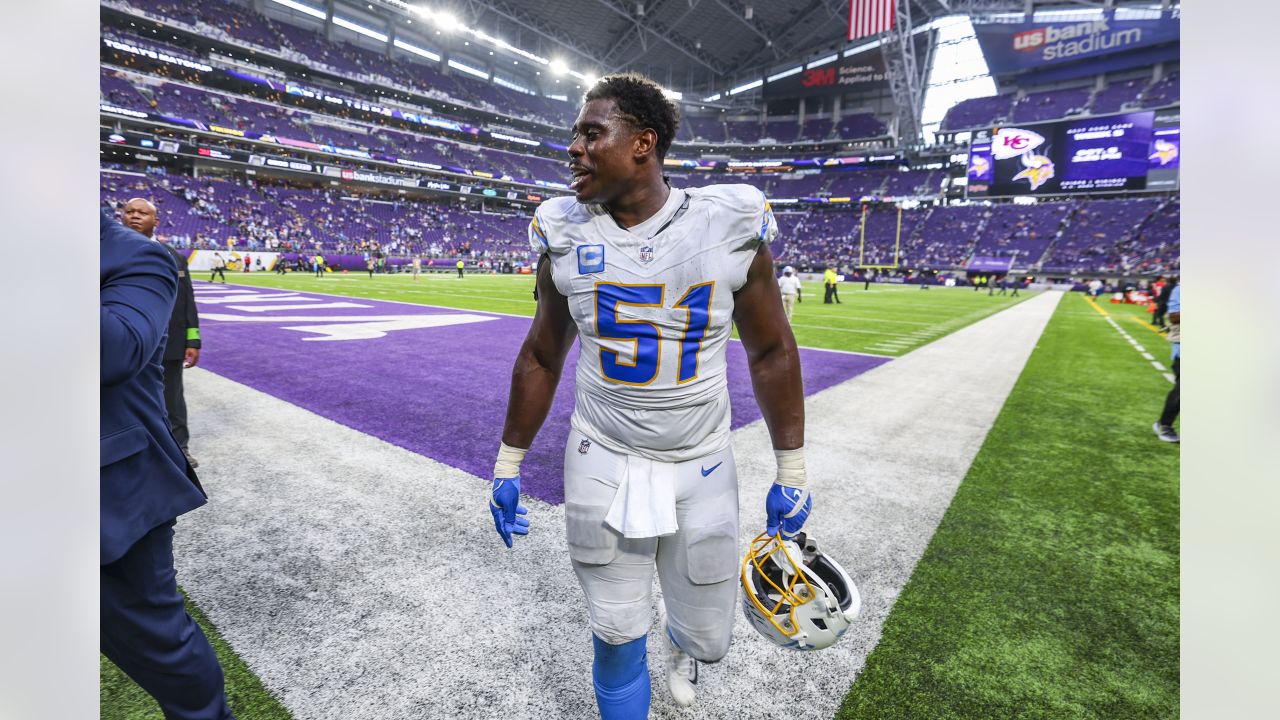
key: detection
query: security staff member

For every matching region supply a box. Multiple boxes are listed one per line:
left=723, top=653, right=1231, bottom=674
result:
left=101, top=208, right=234, bottom=720
left=823, top=266, right=841, bottom=304
left=122, top=198, right=202, bottom=468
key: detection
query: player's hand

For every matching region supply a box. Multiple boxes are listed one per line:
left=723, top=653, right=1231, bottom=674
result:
left=184, top=347, right=200, bottom=368
left=765, top=483, right=811, bottom=540
left=490, top=474, right=530, bottom=548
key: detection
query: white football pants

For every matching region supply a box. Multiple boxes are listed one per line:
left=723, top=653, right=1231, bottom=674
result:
left=563, top=430, right=740, bottom=662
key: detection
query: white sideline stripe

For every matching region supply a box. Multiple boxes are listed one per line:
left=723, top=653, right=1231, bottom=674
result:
left=1097, top=305, right=1175, bottom=385
left=196, top=294, right=311, bottom=304
left=198, top=313, right=496, bottom=324
left=227, top=302, right=373, bottom=313
left=172, top=291, right=1062, bottom=720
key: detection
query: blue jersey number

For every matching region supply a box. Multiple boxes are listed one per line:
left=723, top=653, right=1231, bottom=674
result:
left=595, top=282, right=715, bottom=386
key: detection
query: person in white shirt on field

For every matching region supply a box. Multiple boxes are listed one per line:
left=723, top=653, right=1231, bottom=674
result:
left=778, top=265, right=802, bottom=322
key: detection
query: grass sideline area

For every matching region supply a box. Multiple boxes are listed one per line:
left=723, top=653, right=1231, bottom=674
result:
left=101, top=591, right=292, bottom=720
left=204, top=271, right=1035, bottom=356
left=837, top=294, right=1179, bottom=719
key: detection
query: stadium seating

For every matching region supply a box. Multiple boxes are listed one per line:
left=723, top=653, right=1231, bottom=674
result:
left=1089, top=77, right=1148, bottom=114
left=725, top=120, right=763, bottom=144
left=940, top=95, right=1014, bottom=131
left=801, top=118, right=834, bottom=142
left=763, top=121, right=799, bottom=144
left=835, top=113, right=887, bottom=140
left=684, top=116, right=727, bottom=143
left=972, top=202, right=1071, bottom=264
left=101, top=171, right=531, bottom=260
left=1041, top=198, right=1161, bottom=273
left=1141, top=72, right=1179, bottom=108
left=104, top=165, right=1178, bottom=276
left=1010, top=86, right=1092, bottom=123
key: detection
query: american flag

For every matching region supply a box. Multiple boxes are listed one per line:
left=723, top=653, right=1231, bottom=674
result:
left=847, top=0, right=895, bottom=41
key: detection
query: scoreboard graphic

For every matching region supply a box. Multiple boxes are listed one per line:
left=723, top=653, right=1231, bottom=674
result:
left=967, top=109, right=1180, bottom=197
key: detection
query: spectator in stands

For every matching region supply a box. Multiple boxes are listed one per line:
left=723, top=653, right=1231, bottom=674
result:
left=1153, top=283, right=1180, bottom=443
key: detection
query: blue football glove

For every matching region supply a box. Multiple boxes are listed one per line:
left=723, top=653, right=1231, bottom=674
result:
left=490, top=474, right=530, bottom=548
left=765, top=483, right=811, bottom=540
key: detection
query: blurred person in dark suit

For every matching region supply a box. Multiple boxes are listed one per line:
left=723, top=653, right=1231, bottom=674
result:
left=123, top=198, right=203, bottom=468
left=100, top=209, right=234, bottom=719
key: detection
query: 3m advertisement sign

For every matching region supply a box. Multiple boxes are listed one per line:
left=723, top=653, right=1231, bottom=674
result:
left=764, top=48, right=891, bottom=100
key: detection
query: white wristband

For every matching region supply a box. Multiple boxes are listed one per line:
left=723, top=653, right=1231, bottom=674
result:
left=774, top=447, right=806, bottom=488
left=494, top=442, right=529, bottom=478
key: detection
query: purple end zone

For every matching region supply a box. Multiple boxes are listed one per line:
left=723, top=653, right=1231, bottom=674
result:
left=192, top=283, right=889, bottom=504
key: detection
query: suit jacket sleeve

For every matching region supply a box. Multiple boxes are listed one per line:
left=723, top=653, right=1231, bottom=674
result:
left=179, top=252, right=201, bottom=349
left=101, top=240, right=178, bottom=385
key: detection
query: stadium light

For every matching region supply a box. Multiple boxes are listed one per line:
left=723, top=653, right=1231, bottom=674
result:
left=435, top=11, right=460, bottom=31
left=269, top=0, right=326, bottom=20
left=550, top=59, right=569, bottom=75
left=728, top=79, right=762, bottom=95
left=584, top=74, right=598, bottom=86
left=334, top=16, right=389, bottom=43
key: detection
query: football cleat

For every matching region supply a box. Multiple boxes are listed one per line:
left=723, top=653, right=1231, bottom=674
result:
left=740, top=531, right=860, bottom=651
left=663, top=625, right=697, bottom=707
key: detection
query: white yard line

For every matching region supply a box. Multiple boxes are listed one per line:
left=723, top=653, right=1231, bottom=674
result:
left=1102, top=314, right=1175, bottom=385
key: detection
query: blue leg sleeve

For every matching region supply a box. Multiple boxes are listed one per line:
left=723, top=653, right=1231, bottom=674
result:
left=592, top=635, right=650, bottom=720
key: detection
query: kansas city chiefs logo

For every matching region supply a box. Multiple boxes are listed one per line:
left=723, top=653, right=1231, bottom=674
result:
left=992, top=127, right=1046, bottom=160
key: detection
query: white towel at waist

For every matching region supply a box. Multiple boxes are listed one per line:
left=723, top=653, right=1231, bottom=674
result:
left=603, top=453, right=679, bottom=538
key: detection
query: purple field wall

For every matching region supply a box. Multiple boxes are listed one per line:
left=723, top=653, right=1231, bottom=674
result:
left=192, top=282, right=889, bottom=504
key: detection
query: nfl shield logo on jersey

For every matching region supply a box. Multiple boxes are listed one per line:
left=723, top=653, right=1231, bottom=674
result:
left=578, top=438, right=592, bottom=454
left=639, top=245, right=654, bottom=263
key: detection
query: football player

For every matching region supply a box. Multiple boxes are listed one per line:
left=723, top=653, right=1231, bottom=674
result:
left=490, top=73, right=811, bottom=718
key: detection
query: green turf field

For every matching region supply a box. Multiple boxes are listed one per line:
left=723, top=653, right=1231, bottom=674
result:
left=101, top=285, right=1178, bottom=719
left=203, top=272, right=1036, bottom=356
left=838, top=293, right=1179, bottom=719
left=101, top=592, right=292, bottom=720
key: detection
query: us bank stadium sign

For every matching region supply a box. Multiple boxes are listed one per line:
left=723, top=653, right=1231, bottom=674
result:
left=974, top=12, right=1179, bottom=74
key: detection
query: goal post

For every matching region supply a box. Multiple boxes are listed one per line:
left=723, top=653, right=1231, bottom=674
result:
left=857, top=203, right=903, bottom=270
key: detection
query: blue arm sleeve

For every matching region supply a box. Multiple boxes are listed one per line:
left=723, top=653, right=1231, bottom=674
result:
left=100, top=241, right=178, bottom=385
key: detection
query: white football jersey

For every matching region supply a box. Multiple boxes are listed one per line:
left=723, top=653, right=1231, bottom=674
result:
left=530, top=184, right=778, bottom=462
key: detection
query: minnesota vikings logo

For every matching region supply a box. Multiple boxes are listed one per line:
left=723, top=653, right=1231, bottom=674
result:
left=639, top=245, right=654, bottom=263
left=969, top=155, right=990, bottom=178
left=1149, top=139, right=1179, bottom=166
left=1012, top=152, right=1055, bottom=191
left=578, top=438, right=592, bottom=454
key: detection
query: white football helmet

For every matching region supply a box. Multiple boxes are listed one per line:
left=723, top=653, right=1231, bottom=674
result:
left=740, top=532, right=861, bottom=651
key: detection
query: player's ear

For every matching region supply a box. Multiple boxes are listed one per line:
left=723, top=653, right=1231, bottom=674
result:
left=633, top=127, right=658, bottom=160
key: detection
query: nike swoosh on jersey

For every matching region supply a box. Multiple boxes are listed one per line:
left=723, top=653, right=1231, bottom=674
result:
left=700, top=462, right=723, bottom=477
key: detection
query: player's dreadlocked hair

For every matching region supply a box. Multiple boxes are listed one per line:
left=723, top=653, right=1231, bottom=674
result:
left=584, top=73, right=681, bottom=161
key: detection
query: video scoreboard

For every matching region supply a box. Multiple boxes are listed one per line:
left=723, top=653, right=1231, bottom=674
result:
left=966, top=108, right=1179, bottom=197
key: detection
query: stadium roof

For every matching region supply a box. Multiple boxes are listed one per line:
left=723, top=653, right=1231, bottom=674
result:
left=352, top=1, right=1173, bottom=101
left=411, top=0, right=954, bottom=95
